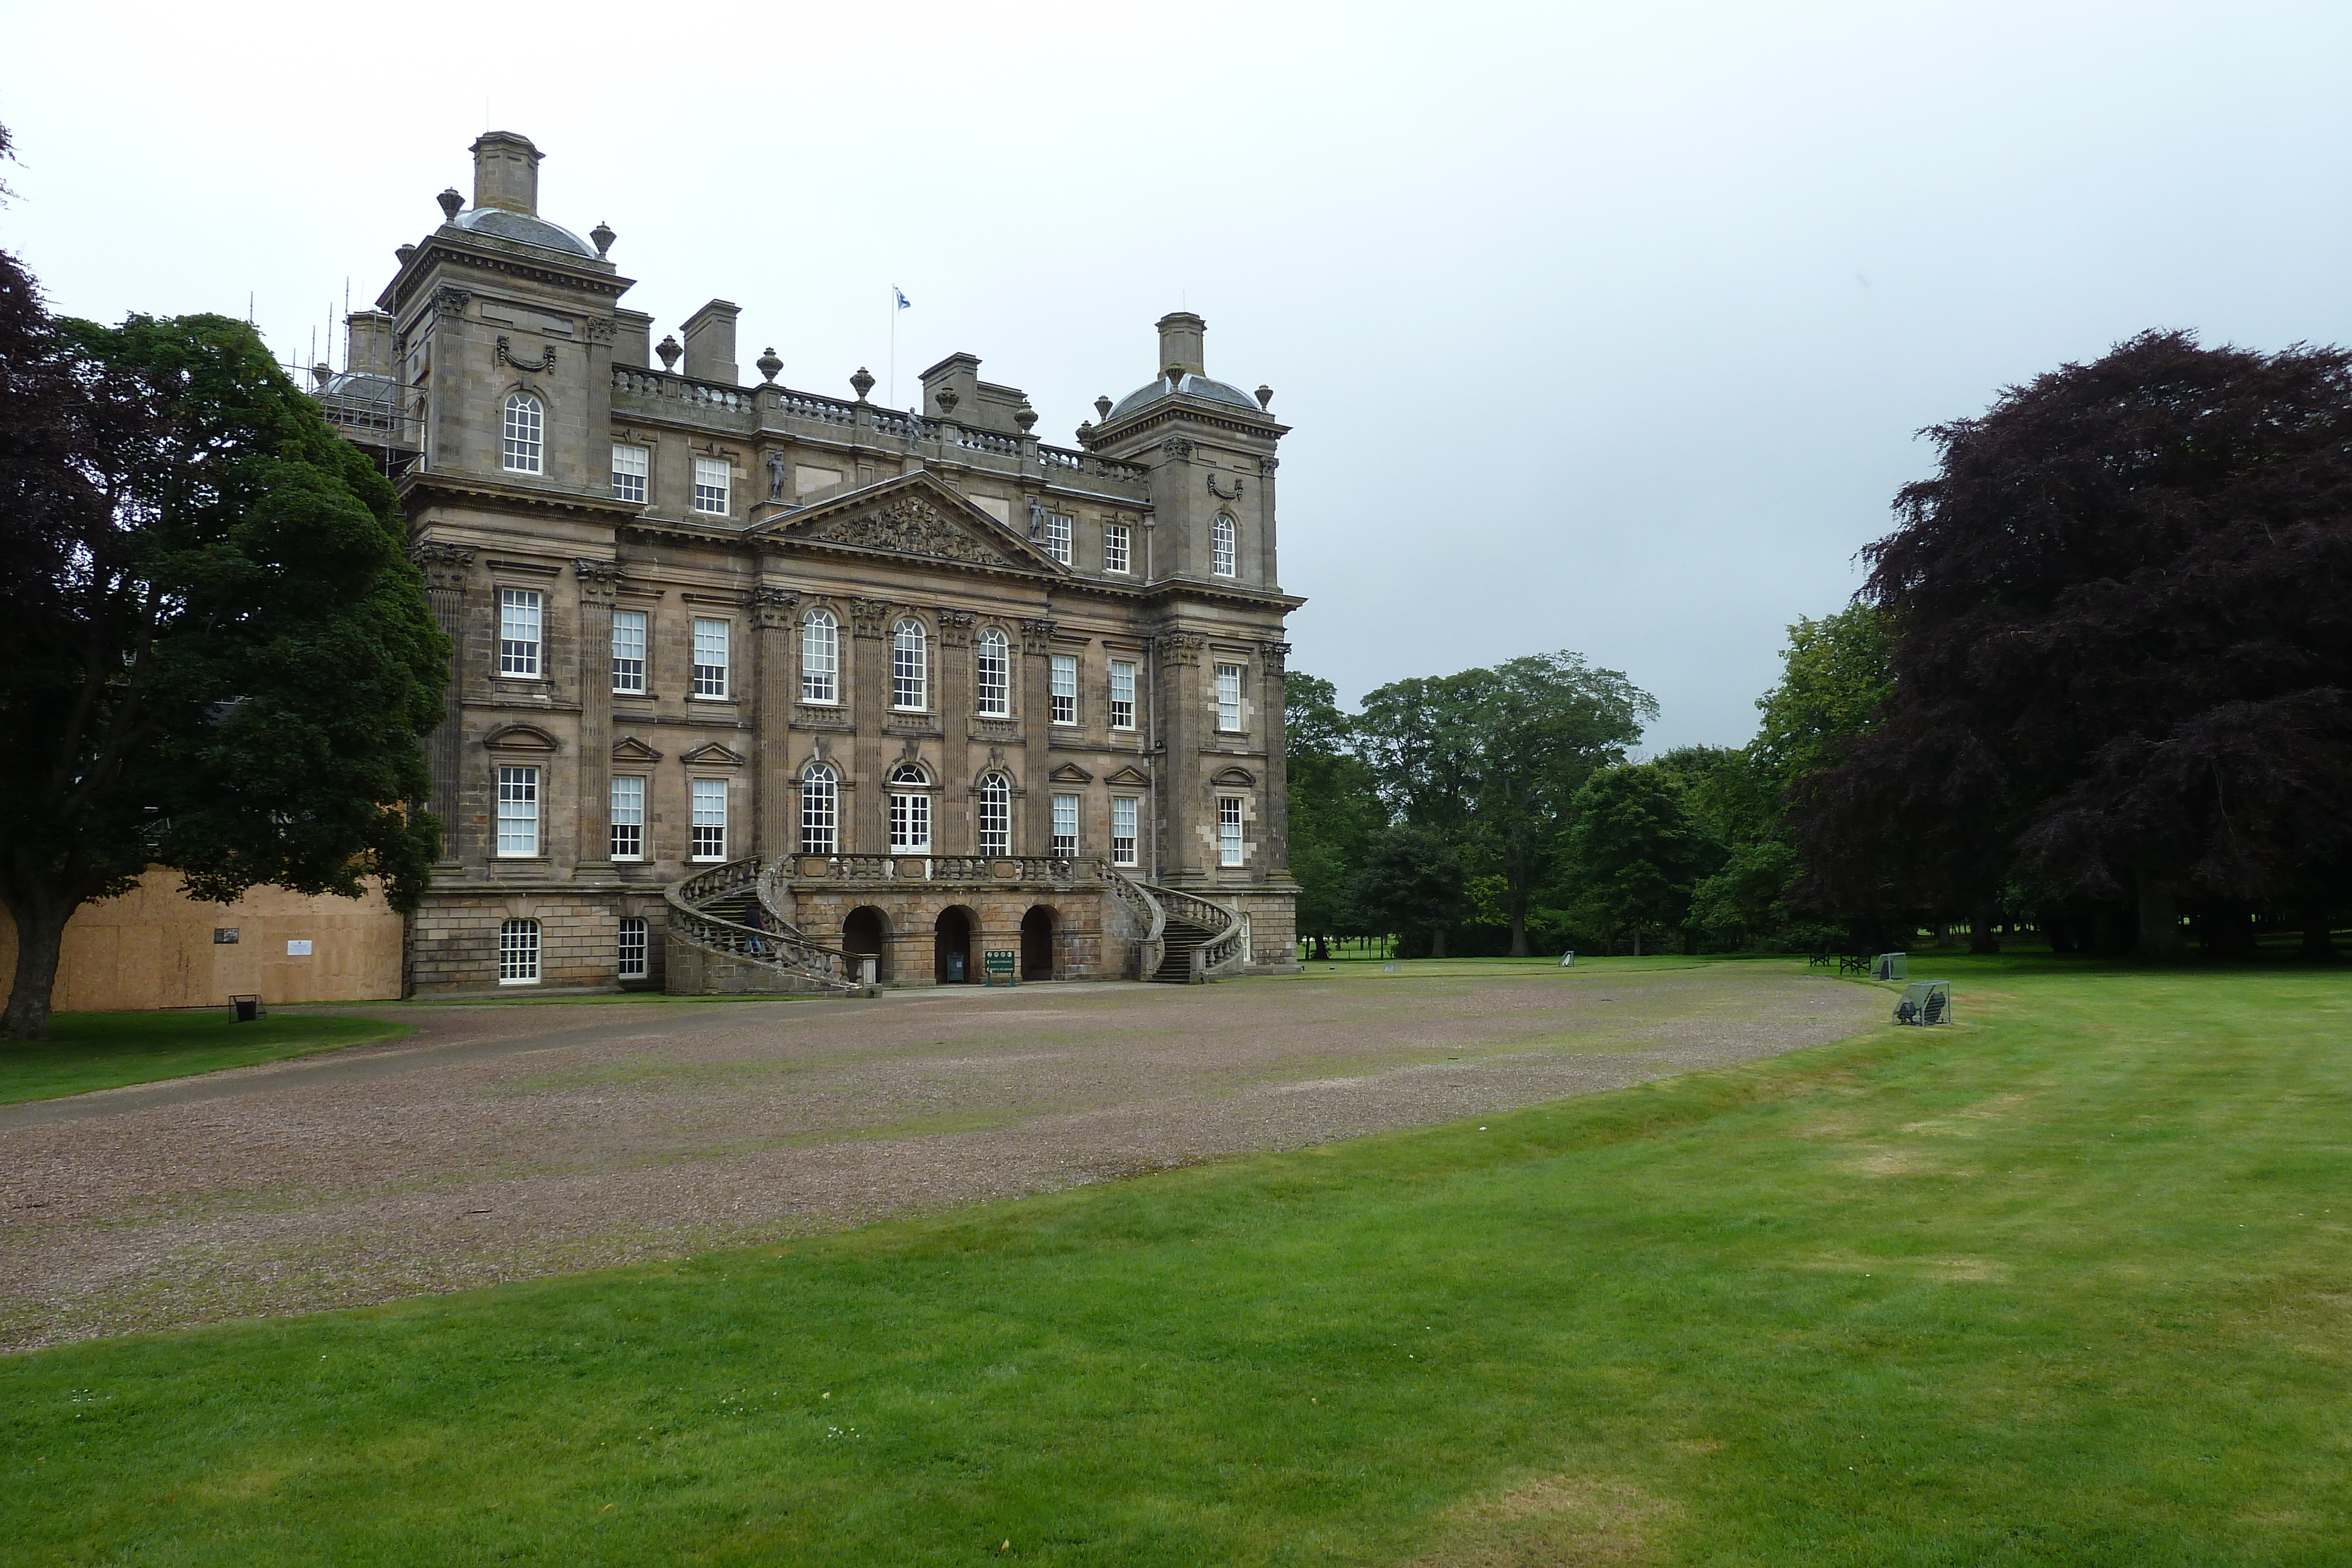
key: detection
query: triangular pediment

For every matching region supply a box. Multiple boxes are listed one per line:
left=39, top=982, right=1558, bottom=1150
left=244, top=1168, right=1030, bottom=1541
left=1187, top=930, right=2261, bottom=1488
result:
left=1104, top=764, right=1151, bottom=787
left=754, top=471, right=1065, bottom=575
left=611, top=735, right=663, bottom=763
left=680, top=741, right=747, bottom=768
left=1048, top=761, right=1093, bottom=783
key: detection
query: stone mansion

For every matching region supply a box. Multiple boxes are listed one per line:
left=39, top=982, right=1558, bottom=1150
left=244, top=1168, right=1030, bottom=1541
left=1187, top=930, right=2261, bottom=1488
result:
left=317, top=132, right=1301, bottom=993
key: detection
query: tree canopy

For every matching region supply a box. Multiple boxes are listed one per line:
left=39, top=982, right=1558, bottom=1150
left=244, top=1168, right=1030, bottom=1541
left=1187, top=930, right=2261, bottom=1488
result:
left=0, top=258, right=447, bottom=1038
left=1792, top=330, right=2352, bottom=960
left=1284, top=671, right=1385, bottom=954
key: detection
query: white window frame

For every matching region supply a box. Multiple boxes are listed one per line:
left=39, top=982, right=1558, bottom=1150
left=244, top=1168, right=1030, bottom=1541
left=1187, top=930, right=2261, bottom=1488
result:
left=1110, top=659, right=1137, bottom=731
left=690, top=778, right=728, bottom=862
left=691, top=617, right=730, bottom=700
left=1111, top=797, right=1139, bottom=867
left=496, top=765, right=540, bottom=857
left=611, top=608, right=647, bottom=694
left=801, top=763, right=838, bottom=856
left=801, top=609, right=838, bottom=705
left=610, top=442, right=648, bottom=504
left=497, top=587, right=542, bottom=678
left=888, top=765, right=931, bottom=854
left=975, top=628, right=1010, bottom=717
left=499, top=917, right=542, bottom=984
left=502, top=393, right=543, bottom=474
left=1103, top=521, right=1130, bottom=575
left=609, top=774, right=645, bottom=861
left=1043, top=511, right=1073, bottom=566
left=1218, top=795, right=1245, bottom=867
left=1215, top=662, right=1245, bottom=733
left=978, top=773, right=1011, bottom=856
left=1050, top=654, right=1078, bottom=726
left=1210, top=514, right=1236, bottom=577
left=617, top=916, right=649, bottom=979
left=892, top=618, right=928, bottom=711
left=693, top=456, right=731, bottom=516
left=1051, top=792, right=1078, bottom=857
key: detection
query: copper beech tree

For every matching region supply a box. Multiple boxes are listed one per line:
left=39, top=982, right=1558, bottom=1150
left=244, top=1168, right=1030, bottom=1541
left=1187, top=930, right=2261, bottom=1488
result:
left=1793, top=331, right=2352, bottom=960
left=0, top=238, right=446, bottom=1039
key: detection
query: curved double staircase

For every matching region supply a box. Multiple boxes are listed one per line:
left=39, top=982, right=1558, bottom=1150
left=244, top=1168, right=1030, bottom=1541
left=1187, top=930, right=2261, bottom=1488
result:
left=664, top=855, right=1247, bottom=992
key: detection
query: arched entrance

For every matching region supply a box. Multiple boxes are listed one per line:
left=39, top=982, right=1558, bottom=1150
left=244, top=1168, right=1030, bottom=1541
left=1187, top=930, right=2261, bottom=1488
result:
left=1020, top=905, right=1055, bottom=981
left=934, top=905, right=977, bottom=984
left=843, top=906, right=890, bottom=983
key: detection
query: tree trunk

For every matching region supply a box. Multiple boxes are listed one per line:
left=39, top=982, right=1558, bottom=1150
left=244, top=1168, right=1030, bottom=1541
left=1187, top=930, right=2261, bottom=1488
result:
left=2, top=897, right=73, bottom=1042
left=2301, top=903, right=2335, bottom=960
left=2136, top=885, right=2187, bottom=964
left=1429, top=928, right=1447, bottom=960
left=1968, top=902, right=2002, bottom=955
left=1508, top=908, right=1529, bottom=958
left=1632, top=925, right=1643, bottom=958
left=1312, top=932, right=1330, bottom=961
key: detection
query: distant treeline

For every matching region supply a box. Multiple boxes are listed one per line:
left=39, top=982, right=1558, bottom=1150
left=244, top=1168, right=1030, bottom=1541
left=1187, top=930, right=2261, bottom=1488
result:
left=1292, top=331, right=2352, bottom=964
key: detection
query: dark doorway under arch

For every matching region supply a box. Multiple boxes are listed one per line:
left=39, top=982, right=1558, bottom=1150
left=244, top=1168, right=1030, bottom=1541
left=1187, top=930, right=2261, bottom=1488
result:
left=843, top=906, right=890, bottom=983
left=1020, top=905, right=1055, bottom=981
left=934, top=906, right=976, bottom=984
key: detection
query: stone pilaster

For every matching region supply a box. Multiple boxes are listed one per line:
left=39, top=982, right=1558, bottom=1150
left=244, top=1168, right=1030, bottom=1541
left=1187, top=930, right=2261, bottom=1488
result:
left=1019, top=617, right=1057, bottom=854
left=850, top=597, right=891, bottom=852
left=573, top=561, right=620, bottom=872
left=937, top=610, right=975, bottom=852
left=1258, top=639, right=1294, bottom=882
left=752, top=586, right=799, bottom=861
left=413, top=543, right=475, bottom=864
left=1154, top=630, right=1207, bottom=883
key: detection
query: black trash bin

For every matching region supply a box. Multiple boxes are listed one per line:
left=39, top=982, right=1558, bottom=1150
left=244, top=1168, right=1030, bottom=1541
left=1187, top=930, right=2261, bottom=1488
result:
left=946, top=952, right=967, bottom=984
left=230, top=994, right=262, bottom=1023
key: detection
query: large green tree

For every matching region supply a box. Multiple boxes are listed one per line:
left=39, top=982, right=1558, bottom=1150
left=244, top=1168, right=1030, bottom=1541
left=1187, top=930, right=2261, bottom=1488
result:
left=1356, top=653, right=1653, bottom=955
left=1563, top=765, right=1710, bottom=955
left=1284, top=671, right=1384, bottom=958
left=1349, top=826, right=1466, bottom=959
left=0, top=277, right=447, bottom=1038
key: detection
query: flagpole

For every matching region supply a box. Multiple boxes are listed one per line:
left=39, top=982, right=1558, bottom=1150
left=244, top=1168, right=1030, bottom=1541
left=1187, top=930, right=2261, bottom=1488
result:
left=888, top=286, right=896, bottom=410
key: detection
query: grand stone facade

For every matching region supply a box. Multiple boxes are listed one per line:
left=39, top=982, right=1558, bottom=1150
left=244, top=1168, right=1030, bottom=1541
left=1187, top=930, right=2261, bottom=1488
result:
left=328, top=133, right=1302, bottom=994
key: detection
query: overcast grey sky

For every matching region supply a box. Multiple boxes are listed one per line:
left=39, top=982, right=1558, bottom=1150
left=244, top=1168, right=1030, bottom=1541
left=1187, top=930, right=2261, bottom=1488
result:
left=6, top=1, right=2347, bottom=748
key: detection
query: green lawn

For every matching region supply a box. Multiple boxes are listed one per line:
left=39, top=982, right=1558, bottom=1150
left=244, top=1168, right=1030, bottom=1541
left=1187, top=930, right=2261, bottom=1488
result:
left=0, top=1010, right=412, bottom=1104
left=5, top=958, right=2349, bottom=1564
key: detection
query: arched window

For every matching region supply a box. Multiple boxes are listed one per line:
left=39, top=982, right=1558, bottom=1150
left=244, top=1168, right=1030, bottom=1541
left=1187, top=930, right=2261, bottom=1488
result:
left=800, top=761, right=838, bottom=855
left=975, top=627, right=1010, bottom=717
left=888, top=763, right=931, bottom=854
left=801, top=609, right=838, bottom=704
left=502, top=392, right=544, bottom=474
left=892, top=618, right=927, bottom=710
left=1210, top=514, right=1236, bottom=577
left=977, top=771, right=1012, bottom=855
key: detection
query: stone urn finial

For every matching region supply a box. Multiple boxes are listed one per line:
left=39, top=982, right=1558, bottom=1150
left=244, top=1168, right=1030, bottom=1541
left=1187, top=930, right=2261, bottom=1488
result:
left=1014, top=401, right=1038, bottom=433
left=394, top=243, right=417, bottom=268
left=590, top=220, right=616, bottom=258
left=656, top=334, right=681, bottom=372
left=850, top=366, right=875, bottom=402
left=311, top=362, right=333, bottom=389
left=756, top=346, right=782, bottom=384
left=1094, top=394, right=1113, bottom=420
left=436, top=188, right=463, bottom=222
left=1077, top=419, right=1094, bottom=443
left=1255, top=385, right=1274, bottom=410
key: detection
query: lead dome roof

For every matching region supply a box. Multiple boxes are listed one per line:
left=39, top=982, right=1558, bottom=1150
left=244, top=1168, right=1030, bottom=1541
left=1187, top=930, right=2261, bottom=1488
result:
left=449, top=205, right=599, bottom=259
left=1108, top=372, right=1262, bottom=421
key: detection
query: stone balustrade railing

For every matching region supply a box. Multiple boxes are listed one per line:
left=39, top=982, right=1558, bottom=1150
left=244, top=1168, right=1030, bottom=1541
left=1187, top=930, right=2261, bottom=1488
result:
left=789, top=853, right=1085, bottom=884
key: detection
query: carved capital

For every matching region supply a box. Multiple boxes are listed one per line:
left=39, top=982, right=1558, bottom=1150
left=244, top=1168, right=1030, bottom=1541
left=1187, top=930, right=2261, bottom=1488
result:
left=850, top=598, right=893, bottom=639
left=751, top=585, right=800, bottom=630
left=1258, top=455, right=1279, bottom=476
left=1155, top=631, right=1207, bottom=668
left=1258, top=640, right=1292, bottom=671
left=1161, top=437, right=1192, bottom=460
left=430, top=286, right=472, bottom=320
left=573, top=559, right=622, bottom=606
left=938, top=609, right=977, bottom=648
left=583, top=316, right=616, bottom=345
left=410, top=541, right=476, bottom=591
left=1019, top=617, right=1058, bottom=656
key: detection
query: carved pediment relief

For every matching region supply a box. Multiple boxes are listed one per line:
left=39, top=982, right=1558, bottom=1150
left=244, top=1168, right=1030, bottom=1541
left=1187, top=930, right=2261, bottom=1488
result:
left=679, top=741, right=747, bottom=768
left=1210, top=765, right=1257, bottom=787
left=611, top=735, right=663, bottom=764
left=1048, top=762, right=1093, bottom=784
left=483, top=723, right=559, bottom=753
left=764, top=473, right=1063, bottom=574
left=1104, top=764, right=1151, bottom=787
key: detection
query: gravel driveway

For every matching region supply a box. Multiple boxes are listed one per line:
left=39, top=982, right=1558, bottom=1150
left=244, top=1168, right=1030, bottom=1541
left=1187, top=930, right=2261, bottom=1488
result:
left=0, top=963, right=1882, bottom=1350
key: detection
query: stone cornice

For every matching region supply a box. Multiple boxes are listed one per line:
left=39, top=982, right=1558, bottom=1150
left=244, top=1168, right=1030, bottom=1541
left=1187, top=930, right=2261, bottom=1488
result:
left=377, top=231, right=634, bottom=317
left=400, top=469, right=645, bottom=524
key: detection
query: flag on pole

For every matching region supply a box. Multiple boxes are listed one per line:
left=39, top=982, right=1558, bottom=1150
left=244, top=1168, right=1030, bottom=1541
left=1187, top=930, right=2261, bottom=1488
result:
left=894, top=287, right=911, bottom=309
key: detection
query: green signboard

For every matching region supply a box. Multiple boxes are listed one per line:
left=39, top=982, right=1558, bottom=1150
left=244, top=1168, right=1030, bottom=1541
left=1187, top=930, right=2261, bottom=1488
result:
left=983, top=950, right=1018, bottom=986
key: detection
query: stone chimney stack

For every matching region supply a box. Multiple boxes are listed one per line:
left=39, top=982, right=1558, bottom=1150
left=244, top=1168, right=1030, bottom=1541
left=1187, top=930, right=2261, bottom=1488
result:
left=682, top=300, right=741, bottom=385
left=470, top=131, right=542, bottom=215
left=1157, top=311, right=1206, bottom=379
left=345, top=310, right=395, bottom=377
